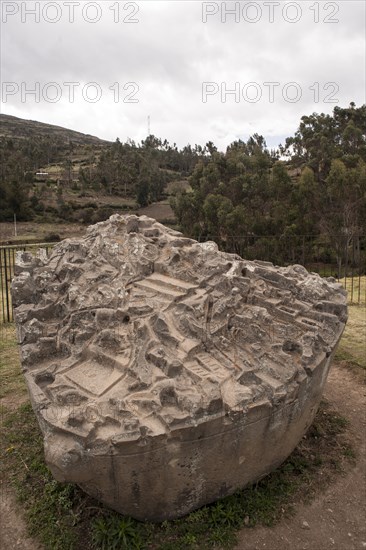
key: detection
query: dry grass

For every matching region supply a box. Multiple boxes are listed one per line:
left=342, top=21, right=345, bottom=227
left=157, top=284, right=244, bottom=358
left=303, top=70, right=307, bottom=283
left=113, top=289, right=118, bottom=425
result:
left=0, top=221, right=86, bottom=244
left=340, top=275, right=366, bottom=306
left=137, top=201, right=176, bottom=222
left=336, top=276, right=366, bottom=369
left=0, top=324, right=27, bottom=404
left=337, top=305, right=366, bottom=369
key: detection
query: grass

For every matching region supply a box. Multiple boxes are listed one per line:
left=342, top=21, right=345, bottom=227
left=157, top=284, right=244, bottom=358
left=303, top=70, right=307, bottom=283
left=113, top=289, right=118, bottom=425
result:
left=1, top=402, right=83, bottom=549
left=0, top=324, right=358, bottom=550
left=336, top=276, right=366, bottom=369
left=0, top=221, right=86, bottom=244
left=0, top=324, right=27, bottom=401
left=341, top=274, right=366, bottom=306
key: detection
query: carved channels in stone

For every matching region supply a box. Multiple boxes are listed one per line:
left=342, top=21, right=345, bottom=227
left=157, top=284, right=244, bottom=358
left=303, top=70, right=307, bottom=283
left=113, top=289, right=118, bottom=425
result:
left=12, top=215, right=347, bottom=521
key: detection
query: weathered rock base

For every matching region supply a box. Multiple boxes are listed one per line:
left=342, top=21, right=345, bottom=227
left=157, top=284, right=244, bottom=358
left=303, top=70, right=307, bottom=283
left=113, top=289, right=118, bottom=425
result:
left=12, top=215, right=347, bottom=521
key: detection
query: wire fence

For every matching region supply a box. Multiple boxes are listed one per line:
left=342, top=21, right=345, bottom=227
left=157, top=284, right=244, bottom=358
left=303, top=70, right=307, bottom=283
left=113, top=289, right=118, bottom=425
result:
left=0, top=242, right=55, bottom=324
left=210, top=234, right=366, bottom=306
left=0, top=235, right=365, bottom=324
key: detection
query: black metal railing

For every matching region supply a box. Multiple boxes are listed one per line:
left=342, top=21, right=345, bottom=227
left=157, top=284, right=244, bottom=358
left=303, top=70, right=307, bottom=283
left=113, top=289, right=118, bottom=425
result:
left=198, top=234, right=366, bottom=305
left=0, top=243, right=55, bottom=323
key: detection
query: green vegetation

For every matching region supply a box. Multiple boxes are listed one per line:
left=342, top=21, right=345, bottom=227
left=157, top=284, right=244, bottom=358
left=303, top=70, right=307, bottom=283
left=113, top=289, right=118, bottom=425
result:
left=172, top=105, right=366, bottom=273
left=1, top=106, right=365, bottom=279
left=1, top=319, right=359, bottom=550
left=2, top=106, right=365, bottom=273
left=0, top=324, right=26, bottom=399
left=1, top=402, right=82, bottom=549
left=0, top=115, right=201, bottom=225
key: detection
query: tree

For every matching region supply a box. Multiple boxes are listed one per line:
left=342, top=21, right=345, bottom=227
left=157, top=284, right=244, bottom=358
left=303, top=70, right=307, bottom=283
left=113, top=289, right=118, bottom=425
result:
left=203, top=194, right=233, bottom=238
left=283, top=104, right=366, bottom=181
left=136, top=178, right=150, bottom=207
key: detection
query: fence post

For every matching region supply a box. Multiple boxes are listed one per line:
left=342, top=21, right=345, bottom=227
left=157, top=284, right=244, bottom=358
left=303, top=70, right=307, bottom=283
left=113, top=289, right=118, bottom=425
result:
left=3, top=248, right=11, bottom=323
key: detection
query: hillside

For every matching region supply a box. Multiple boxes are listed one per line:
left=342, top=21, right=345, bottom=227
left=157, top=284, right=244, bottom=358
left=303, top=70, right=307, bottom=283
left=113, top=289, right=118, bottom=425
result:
left=0, top=113, right=110, bottom=147
left=0, top=113, right=189, bottom=230
left=0, top=113, right=112, bottom=189
left=1, top=105, right=364, bottom=268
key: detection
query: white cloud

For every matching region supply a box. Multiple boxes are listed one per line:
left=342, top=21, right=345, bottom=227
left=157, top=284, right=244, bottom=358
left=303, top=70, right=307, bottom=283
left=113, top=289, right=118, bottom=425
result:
left=1, top=0, right=365, bottom=150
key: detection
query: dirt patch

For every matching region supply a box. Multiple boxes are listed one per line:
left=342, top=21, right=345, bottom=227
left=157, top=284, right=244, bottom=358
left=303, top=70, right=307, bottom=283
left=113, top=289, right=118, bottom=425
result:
left=0, top=204, right=176, bottom=246
left=138, top=201, right=176, bottom=222
left=235, top=363, right=366, bottom=550
left=0, top=488, right=43, bottom=550
left=0, top=222, right=85, bottom=244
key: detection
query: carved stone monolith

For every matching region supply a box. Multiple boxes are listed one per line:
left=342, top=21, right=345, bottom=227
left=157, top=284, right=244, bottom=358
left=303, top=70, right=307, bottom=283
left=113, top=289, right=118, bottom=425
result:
left=12, top=215, right=347, bottom=521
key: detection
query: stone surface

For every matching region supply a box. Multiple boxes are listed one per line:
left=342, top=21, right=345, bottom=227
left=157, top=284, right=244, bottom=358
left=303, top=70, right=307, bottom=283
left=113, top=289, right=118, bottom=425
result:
left=12, top=214, right=347, bottom=522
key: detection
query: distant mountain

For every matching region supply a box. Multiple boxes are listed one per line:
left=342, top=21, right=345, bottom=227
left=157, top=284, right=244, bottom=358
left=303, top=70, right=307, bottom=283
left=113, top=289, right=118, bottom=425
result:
left=0, top=113, right=111, bottom=147
left=0, top=112, right=190, bottom=228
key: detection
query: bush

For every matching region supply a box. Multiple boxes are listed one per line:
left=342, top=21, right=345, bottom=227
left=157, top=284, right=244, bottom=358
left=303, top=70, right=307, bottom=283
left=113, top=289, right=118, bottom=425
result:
left=44, top=233, right=61, bottom=242
left=92, top=207, right=115, bottom=223
left=77, top=207, right=95, bottom=224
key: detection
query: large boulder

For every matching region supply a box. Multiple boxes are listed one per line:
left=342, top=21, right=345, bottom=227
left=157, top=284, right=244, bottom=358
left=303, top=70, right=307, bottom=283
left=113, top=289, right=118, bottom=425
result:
left=12, top=215, right=347, bottom=521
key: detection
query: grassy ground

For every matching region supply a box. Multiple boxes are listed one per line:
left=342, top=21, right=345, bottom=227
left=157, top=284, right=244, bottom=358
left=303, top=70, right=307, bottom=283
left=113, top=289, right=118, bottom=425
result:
left=336, top=276, right=366, bottom=369
left=0, top=325, right=27, bottom=402
left=0, top=306, right=363, bottom=549
left=341, top=274, right=366, bottom=305
left=0, top=201, right=176, bottom=246
left=0, top=221, right=86, bottom=244
left=336, top=305, right=366, bottom=369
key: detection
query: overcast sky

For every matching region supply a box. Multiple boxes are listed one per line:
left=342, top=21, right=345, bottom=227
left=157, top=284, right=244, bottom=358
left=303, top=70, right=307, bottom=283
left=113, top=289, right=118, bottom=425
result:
left=1, top=0, right=365, bottom=150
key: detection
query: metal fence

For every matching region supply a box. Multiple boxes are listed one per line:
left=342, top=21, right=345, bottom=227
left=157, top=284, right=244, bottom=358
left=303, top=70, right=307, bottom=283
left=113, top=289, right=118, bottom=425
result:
left=0, top=235, right=365, bottom=324
left=0, top=243, right=55, bottom=323
left=211, top=234, right=366, bottom=306
left=197, top=234, right=365, bottom=275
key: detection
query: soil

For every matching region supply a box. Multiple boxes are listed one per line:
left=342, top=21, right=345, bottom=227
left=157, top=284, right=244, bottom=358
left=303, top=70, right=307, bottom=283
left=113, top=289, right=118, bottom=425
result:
left=0, top=203, right=176, bottom=246
left=137, top=201, right=176, bottom=221
left=0, top=362, right=365, bottom=550
left=0, top=221, right=86, bottom=244
left=0, top=489, right=43, bottom=550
